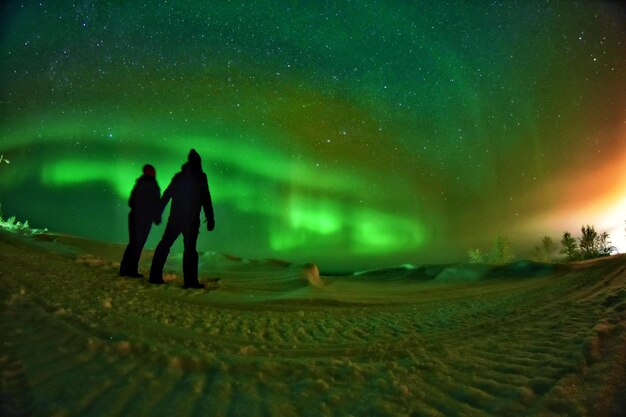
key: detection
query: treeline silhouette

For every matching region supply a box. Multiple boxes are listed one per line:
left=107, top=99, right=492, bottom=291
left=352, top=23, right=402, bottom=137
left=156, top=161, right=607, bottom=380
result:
left=558, top=225, right=614, bottom=261
left=533, top=225, right=615, bottom=262
left=468, top=225, right=616, bottom=264
left=468, top=236, right=514, bottom=264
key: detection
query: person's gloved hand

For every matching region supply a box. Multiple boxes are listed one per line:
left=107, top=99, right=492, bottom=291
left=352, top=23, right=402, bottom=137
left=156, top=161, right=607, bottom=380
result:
left=155, top=216, right=162, bottom=226
left=207, top=218, right=215, bottom=231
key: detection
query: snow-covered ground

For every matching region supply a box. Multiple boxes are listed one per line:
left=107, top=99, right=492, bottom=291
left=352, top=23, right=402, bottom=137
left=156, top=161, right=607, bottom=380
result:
left=1, top=230, right=625, bottom=416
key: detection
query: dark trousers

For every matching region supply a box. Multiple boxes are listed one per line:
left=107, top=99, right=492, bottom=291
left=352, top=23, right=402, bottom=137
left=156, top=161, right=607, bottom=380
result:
left=150, top=221, right=200, bottom=286
left=120, top=214, right=152, bottom=276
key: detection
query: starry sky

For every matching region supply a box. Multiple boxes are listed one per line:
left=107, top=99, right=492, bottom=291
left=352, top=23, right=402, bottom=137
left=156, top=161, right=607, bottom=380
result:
left=1, top=1, right=625, bottom=271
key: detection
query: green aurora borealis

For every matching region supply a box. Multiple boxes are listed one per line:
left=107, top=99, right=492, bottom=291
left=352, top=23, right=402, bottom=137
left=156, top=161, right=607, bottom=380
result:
left=1, top=1, right=625, bottom=271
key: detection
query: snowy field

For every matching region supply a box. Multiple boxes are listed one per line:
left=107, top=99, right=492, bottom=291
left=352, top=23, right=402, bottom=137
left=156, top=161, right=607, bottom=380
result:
left=1, top=230, right=625, bottom=417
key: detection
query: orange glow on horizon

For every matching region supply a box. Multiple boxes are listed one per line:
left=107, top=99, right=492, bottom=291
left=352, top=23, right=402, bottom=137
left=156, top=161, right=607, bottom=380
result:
left=524, top=127, right=626, bottom=253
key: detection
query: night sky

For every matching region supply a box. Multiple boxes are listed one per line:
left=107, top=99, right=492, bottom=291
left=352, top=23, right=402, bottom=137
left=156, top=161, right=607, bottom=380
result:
left=1, top=1, right=625, bottom=271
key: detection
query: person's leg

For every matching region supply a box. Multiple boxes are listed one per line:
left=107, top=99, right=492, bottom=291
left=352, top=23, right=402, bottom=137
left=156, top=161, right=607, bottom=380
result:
left=149, top=222, right=179, bottom=283
left=119, top=214, right=136, bottom=276
left=182, top=223, right=200, bottom=287
left=131, top=219, right=152, bottom=277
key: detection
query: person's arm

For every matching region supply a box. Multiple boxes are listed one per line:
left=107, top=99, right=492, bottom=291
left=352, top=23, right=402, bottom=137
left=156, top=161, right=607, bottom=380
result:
left=128, top=185, right=137, bottom=209
left=201, top=173, right=215, bottom=231
left=152, top=183, right=162, bottom=225
left=160, top=179, right=174, bottom=215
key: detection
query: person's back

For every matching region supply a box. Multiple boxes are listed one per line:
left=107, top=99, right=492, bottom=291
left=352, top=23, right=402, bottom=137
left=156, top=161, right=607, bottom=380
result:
left=130, top=174, right=161, bottom=222
left=149, top=149, right=215, bottom=288
left=165, top=164, right=211, bottom=227
left=120, top=164, right=161, bottom=277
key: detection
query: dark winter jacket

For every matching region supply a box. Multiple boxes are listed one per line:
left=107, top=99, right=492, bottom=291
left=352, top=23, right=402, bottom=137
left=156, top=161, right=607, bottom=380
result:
left=129, top=174, right=161, bottom=224
left=161, top=162, right=214, bottom=228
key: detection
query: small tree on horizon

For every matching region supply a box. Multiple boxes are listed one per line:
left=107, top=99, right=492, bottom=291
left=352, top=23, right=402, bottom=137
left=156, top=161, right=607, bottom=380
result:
left=560, top=231, right=579, bottom=261
left=579, top=225, right=599, bottom=259
left=534, top=235, right=557, bottom=263
left=598, top=231, right=614, bottom=257
left=468, top=249, right=484, bottom=263
left=489, top=236, right=514, bottom=264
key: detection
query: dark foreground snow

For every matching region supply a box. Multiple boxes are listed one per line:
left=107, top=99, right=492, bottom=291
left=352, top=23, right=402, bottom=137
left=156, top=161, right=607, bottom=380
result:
left=1, top=231, right=625, bottom=417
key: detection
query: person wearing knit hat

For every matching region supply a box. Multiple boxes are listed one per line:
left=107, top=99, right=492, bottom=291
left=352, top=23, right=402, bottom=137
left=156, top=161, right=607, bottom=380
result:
left=149, top=149, right=215, bottom=288
left=143, top=164, right=156, bottom=177
left=119, top=164, right=161, bottom=277
left=188, top=149, right=201, bottom=166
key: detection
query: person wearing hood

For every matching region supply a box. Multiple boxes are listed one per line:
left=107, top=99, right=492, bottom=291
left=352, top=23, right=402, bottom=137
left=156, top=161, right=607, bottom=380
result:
left=149, top=149, right=215, bottom=288
left=119, top=164, right=161, bottom=277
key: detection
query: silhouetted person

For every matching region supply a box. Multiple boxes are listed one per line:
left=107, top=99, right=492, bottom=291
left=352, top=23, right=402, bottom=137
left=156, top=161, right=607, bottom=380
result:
left=149, top=149, right=215, bottom=288
left=119, top=164, right=161, bottom=277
